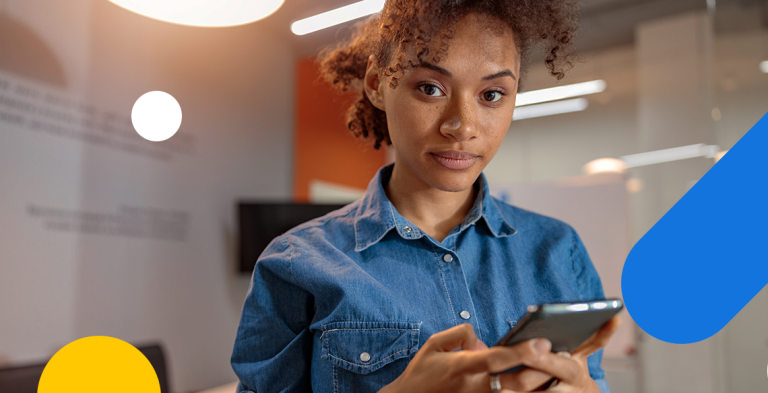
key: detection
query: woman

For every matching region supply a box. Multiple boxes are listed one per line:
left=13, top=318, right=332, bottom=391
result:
left=231, top=0, right=621, bottom=392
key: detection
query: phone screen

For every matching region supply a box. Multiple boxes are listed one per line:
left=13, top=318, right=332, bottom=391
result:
left=496, top=299, right=623, bottom=353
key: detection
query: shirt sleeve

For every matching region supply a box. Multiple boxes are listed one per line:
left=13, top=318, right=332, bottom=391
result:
left=570, top=226, right=612, bottom=393
left=230, top=236, right=314, bottom=393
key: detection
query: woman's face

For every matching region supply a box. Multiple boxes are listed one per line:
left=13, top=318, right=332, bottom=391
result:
left=368, top=13, right=520, bottom=193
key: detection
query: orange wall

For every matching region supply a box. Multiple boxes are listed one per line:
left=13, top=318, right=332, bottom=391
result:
left=293, top=57, right=387, bottom=202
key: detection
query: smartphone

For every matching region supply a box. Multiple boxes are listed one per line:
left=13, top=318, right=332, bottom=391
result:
left=496, top=299, right=623, bottom=353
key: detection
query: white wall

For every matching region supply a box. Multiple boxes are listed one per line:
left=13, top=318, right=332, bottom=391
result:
left=0, top=0, right=294, bottom=391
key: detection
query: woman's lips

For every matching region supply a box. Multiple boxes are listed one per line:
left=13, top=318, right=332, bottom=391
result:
left=430, top=151, right=479, bottom=170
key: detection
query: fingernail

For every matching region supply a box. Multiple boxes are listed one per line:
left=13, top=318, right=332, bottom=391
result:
left=533, top=338, right=551, bottom=354
left=556, top=351, right=571, bottom=358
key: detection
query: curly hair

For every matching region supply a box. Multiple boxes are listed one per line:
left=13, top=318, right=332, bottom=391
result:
left=317, top=0, right=581, bottom=150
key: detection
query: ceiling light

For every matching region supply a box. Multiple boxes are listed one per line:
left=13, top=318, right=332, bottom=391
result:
left=714, top=150, right=728, bottom=163
left=108, top=0, right=284, bottom=27
left=583, top=158, right=627, bottom=175
left=512, top=98, right=588, bottom=121
left=291, top=0, right=385, bottom=35
left=760, top=61, right=768, bottom=73
left=516, top=80, right=606, bottom=107
left=621, top=144, right=720, bottom=168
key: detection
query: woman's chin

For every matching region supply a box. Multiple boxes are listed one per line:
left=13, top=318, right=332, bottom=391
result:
left=427, top=172, right=480, bottom=193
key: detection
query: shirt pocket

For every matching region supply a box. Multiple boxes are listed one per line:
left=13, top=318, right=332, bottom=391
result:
left=320, top=321, right=420, bottom=391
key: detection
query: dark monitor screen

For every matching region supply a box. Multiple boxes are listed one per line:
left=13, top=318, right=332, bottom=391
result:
left=238, top=202, right=347, bottom=273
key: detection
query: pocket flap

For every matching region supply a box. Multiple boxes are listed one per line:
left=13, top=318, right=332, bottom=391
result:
left=321, top=321, right=420, bottom=375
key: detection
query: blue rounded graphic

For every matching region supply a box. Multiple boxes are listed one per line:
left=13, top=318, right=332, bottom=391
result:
left=622, top=111, right=768, bottom=344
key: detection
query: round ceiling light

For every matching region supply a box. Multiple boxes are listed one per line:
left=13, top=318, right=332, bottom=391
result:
left=583, top=158, right=627, bottom=175
left=109, top=0, right=285, bottom=27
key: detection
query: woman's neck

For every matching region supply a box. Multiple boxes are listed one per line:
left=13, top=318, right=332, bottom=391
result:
left=384, top=164, right=478, bottom=243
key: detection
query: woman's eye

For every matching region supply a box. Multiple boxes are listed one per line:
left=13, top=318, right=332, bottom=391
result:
left=483, top=91, right=504, bottom=103
left=419, top=84, right=444, bottom=97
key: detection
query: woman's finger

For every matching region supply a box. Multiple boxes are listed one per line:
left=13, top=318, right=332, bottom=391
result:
left=423, top=323, right=483, bottom=353
left=500, top=364, right=555, bottom=391
left=521, top=351, right=583, bottom=385
left=572, top=315, right=623, bottom=358
left=459, top=338, right=551, bottom=375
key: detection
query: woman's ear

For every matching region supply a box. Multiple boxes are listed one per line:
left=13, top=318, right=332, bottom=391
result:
left=364, top=55, right=386, bottom=111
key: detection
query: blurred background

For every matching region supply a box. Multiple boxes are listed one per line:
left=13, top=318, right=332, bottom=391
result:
left=0, top=0, right=766, bottom=392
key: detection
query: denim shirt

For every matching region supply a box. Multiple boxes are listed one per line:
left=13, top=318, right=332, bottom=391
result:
left=231, top=164, right=611, bottom=393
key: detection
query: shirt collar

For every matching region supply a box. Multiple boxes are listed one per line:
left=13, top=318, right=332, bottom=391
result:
left=354, top=164, right=516, bottom=252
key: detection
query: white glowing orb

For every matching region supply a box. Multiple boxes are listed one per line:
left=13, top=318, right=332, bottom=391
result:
left=131, top=91, right=182, bottom=142
left=109, top=0, right=285, bottom=27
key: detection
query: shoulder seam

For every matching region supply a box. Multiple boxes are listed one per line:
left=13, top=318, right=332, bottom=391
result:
left=570, top=226, right=576, bottom=276
left=569, top=226, right=586, bottom=297
left=284, top=236, right=301, bottom=287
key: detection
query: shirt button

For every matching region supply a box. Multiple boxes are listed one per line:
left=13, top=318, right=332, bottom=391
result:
left=460, top=310, right=471, bottom=320
left=403, top=226, right=412, bottom=233
left=442, top=254, right=453, bottom=263
left=360, top=352, right=371, bottom=362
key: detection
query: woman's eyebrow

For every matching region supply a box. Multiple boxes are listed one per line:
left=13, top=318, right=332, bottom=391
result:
left=482, top=69, right=517, bottom=81
left=417, top=62, right=452, bottom=76
left=416, top=62, right=517, bottom=81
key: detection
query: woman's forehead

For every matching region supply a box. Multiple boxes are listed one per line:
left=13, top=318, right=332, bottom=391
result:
left=398, top=20, right=519, bottom=73
left=401, top=13, right=518, bottom=61
left=451, top=14, right=517, bottom=55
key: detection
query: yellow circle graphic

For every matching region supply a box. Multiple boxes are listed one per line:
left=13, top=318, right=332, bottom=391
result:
left=38, top=336, right=160, bottom=393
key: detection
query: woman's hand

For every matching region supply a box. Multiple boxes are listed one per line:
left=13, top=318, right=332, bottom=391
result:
left=504, top=315, right=623, bottom=392
left=377, top=323, right=552, bottom=393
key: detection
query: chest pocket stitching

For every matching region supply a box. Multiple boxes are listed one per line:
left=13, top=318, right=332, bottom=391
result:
left=321, top=324, right=420, bottom=375
left=332, top=364, right=338, bottom=393
left=326, top=346, right=411, bottom=368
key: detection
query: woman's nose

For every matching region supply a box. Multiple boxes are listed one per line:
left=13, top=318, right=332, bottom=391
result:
left=439, top=98, right=477, bottom=142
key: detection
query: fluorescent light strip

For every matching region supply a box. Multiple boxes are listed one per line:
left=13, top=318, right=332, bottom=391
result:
left=516, top=80, right=606, bottom=107
left=291, top=0, right=385, bottom=35
left=512, top=98, right=588, bottom=120
left=621, top=144, right=720, bottom=168
left=761, top=61, right=768, bottom=74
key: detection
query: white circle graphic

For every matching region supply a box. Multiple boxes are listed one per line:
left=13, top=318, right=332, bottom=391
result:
left=131, top=91, right=182, bottom=142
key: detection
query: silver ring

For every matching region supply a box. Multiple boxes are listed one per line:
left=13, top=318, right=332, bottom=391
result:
left=490, top=373, right=501, bottom=393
